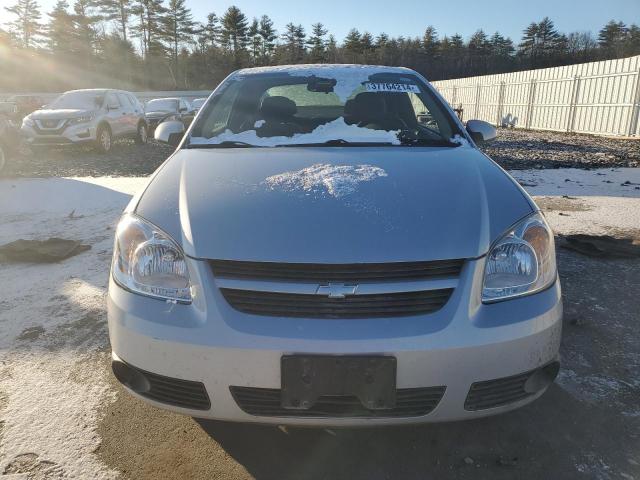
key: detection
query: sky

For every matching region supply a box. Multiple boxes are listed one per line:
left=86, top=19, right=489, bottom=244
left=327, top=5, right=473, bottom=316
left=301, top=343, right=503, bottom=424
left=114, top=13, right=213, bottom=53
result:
left=1, top=0, right=639, bottom=42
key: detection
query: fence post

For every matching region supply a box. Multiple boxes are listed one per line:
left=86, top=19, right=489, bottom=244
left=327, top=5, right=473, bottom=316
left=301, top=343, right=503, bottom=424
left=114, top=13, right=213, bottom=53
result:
left=628, top=67, right=640, bottom=137
left=496, top=82, right=506, bottom=127
left=525, top=79, right=537, bottom=129
left=474, top=84, right=481, bottom=119
left=451, top=86, right=457, bottom=106
left=566, top=76, right=581, bottom=133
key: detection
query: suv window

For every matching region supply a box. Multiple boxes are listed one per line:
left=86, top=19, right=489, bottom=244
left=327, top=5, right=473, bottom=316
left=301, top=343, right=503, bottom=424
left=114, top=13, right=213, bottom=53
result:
left=117, top=93, right=131, bottom=108
left=106, top=93, right=120, bottom=109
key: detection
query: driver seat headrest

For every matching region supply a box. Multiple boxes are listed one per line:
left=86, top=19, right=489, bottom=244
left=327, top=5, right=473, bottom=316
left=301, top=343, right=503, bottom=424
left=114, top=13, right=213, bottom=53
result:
left=260, top=96, right=297, bottom=120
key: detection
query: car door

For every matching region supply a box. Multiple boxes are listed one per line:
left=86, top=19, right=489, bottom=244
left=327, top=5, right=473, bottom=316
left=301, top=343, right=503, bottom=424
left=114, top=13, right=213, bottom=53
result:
left=104, top=92, right=124, bottom=137
left=117, top=93, right=137, bottom=136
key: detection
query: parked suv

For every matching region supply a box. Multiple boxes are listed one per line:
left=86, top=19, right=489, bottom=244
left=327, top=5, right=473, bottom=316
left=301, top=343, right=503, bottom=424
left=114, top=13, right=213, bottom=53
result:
left=21, top=89, right=148, bottom=153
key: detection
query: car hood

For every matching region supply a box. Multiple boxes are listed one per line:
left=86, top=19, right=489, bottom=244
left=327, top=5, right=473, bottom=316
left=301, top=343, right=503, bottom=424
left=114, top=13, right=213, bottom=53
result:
left=30, top=109, right=95, bottom=120
left=145, top=110, right=174, bottom=118
left=134, top=146, right=534, bottom=263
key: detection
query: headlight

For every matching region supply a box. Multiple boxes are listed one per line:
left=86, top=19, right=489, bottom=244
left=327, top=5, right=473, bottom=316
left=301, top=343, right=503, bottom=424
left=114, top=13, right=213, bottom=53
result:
left=482, top=212, right=557, bottom=303
left=112, top=214, right=192, bottom=303
left=68, top=114, right=94, bottom=125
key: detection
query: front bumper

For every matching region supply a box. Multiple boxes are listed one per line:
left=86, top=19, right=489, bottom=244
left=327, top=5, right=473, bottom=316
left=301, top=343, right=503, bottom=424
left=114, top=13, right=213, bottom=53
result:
left=107, top=257, right=562, bottom=426
left=21, top=122, right=97, bottom=146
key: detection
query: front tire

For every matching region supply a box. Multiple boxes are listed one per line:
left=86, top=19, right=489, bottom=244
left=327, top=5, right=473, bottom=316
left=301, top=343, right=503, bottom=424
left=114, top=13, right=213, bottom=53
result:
left=95, top=125, right=112, bottom=153
left=135, top=122, right=148, bottom=145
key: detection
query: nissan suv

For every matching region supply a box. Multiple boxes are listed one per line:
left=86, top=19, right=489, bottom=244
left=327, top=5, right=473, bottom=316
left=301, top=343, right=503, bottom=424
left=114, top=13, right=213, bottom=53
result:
left=21, top=89, right=148, bottom=153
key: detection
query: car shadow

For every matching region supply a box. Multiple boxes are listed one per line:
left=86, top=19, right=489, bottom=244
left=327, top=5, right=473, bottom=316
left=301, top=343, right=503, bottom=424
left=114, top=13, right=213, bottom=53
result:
left=194, top=383, right=631, bottom=480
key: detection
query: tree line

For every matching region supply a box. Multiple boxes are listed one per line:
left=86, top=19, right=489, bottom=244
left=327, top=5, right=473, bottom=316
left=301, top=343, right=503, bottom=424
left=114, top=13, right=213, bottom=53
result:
left=1, top=0, right=640, bottom=93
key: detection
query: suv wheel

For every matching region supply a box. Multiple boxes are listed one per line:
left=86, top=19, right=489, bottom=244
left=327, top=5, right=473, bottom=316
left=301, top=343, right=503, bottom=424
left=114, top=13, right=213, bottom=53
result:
left=95, top=125, right=112, bottom=153
left=135, top=122, right=148, bottom=145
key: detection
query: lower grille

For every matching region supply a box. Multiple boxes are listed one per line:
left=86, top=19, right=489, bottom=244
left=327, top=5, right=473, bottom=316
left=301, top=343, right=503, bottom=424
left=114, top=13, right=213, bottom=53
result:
left=112, top=360, right=210, bottom=410
left=465, top=371, right=533, bottom=411
left=230, top=386, right=446, bottom=418
left=220, top=288, right=453, bottom=318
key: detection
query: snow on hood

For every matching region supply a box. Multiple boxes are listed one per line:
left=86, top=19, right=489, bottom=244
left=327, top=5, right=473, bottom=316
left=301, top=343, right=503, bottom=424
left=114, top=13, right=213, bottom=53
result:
left=264, top=163, right=388, bottom=198
left=189, top=117, right=401, bottom=147
left=236, top=64, right=412, bottom=102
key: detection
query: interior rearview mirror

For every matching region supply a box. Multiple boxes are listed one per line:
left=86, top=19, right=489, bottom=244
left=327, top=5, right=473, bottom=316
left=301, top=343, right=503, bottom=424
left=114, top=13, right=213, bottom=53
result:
left=466, top=120, right=497, bottom=144
left=154, top=120, right=185, bottom=147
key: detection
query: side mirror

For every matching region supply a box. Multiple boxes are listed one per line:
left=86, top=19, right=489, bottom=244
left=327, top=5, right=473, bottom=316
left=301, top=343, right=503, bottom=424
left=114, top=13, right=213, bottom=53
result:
left=154, top=120, right=185, bottom=146
left=179, top=107, right=187, bottom=113
left=466, top=120, right=497, bottom=144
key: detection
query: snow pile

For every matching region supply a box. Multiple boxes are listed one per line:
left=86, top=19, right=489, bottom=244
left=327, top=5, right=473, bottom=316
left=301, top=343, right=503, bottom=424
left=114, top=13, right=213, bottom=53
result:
left=236, top=64, right=411, bottom=102
left=264, top=163, right=388, bottom=198
left=190, top=117, right=401, bottom=147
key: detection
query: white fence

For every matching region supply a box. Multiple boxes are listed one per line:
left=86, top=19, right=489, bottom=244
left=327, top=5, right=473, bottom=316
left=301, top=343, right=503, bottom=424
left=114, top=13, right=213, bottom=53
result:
left=432, top=55, right=640, bottom=137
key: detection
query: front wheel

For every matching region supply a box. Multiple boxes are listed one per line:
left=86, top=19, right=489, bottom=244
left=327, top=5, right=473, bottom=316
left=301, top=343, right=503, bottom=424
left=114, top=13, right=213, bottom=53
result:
left=95, top=125, right=112, bottom=153
left=135, top=122, right=148, bottom=145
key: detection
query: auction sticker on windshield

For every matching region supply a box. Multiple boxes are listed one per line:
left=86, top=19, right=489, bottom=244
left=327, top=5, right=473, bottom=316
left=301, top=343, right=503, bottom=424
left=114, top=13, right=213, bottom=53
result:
left=366, top=83, right=420, bottom=93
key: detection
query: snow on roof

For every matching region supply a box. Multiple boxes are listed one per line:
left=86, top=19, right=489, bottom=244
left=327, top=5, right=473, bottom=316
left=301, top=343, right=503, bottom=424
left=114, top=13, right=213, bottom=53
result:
left=235, top=64, right=417, bottom=102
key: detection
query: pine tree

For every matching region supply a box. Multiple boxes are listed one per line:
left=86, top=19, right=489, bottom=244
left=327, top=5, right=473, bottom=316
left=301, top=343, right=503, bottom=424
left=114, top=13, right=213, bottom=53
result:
left=281, top=23, right=305, bottom=63
left=422, top=25, right=439, bottom=59
left=306, top=22, right=327, bottom=62
left=598, top=20, right=628, bottom=57
left=519, top=22, right=539, bottom=58
left=343, top=28, right=362, bottom=61
left=71, top=0, right=101, bottom=63
left=96, top=0, right=132, bottom=41
left=220, top=5, right=248, bottom=61
left=198, top=12, right=219, bottom=49
left=248, top=18, right=261, bottom=61
left=131, top=0, right=167, bottom=57
left=258, top=15, right=276, bottom=59
left=4, top=0, right=43, bottom=48
left=47, top=0, right=75, bottom=54
left=163, top=0, right=194, bottom=63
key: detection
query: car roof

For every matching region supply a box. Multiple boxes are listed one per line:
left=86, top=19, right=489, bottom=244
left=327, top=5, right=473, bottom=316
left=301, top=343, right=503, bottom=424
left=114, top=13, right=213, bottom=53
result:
left=63, top=89, right=109, bottom=95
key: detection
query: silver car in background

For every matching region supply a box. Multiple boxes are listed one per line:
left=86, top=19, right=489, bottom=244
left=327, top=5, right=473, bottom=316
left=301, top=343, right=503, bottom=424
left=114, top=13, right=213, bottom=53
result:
left=108, top=65, right=562, bottom=426
left=21, top=89, right=148, bottom=153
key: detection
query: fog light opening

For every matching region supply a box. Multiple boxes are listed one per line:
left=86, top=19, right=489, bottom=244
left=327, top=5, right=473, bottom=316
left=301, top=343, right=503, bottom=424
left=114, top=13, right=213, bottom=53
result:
left=112, top=359, right=151, bottom=393
left=524, top=361, right=560, bottom=394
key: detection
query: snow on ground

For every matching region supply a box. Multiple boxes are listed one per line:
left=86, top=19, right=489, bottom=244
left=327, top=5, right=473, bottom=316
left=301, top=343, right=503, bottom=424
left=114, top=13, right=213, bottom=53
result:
left=0, top=177, right=147, bottom=479
left=510, top=168, right=640, bottom=236
left=0, top=168, right=638, bottom=477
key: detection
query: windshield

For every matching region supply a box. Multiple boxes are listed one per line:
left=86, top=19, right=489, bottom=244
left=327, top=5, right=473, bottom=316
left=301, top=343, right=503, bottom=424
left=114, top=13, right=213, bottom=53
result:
left=48, top=91, right=104, bottom=110
left=189, top=69, right=462, bottom=148
left=146, top=99, right=179, bottom=112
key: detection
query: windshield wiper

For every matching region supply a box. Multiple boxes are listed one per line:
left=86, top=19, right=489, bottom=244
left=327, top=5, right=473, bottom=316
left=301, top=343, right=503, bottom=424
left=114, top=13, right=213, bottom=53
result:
left=279, top=139, right=394, bottom=147
left=186, top=140, right=258, bottom=149
left=398, top=137, right=460, bottom=148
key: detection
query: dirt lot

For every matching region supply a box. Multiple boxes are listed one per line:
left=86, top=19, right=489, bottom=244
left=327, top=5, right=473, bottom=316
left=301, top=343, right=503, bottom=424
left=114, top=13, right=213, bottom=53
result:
left=0, top=129, right=639, bottom=479
left=1, top=128, right=640, bottom=178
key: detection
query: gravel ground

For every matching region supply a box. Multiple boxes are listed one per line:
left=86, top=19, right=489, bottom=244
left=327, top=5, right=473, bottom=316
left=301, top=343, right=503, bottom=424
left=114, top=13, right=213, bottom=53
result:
left=483, top=129, right=640, bottom=170
left=1, top=129, right=638, bottom=178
